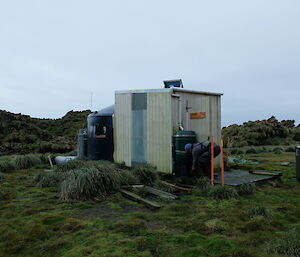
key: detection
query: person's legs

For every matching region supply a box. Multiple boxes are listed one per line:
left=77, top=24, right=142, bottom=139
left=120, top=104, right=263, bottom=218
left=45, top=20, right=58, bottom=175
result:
left=214, top=145, right=221, bottom=157
left=198, top=158, right=210, bottom=177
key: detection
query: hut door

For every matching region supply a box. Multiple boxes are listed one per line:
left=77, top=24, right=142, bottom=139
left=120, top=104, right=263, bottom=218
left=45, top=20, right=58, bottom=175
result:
left=132, top=93, right=147, bottom=165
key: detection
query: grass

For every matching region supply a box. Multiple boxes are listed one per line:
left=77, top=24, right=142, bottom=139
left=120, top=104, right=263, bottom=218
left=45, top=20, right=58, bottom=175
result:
left=0, top=152, right=299, bottom=256
left=208, top=186, right=238, bottom=200
left=268, top=227, right=300, bottom=257
left=13, top=154, right=42, bottom=169
left=237, top=183, right=256, bottom=195
left=0, top=159, right=16, bottom=172
left=248, top=205, right=269, bottom=218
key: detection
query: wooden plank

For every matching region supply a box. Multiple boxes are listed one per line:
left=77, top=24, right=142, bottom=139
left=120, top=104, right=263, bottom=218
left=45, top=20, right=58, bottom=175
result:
left=144, top=186, right=179, bottom=200
left=249, top=170, right=282, bottom=176
left=119, top=189, right=161, bottom=209
left=160, top=181, right=191, bottom=192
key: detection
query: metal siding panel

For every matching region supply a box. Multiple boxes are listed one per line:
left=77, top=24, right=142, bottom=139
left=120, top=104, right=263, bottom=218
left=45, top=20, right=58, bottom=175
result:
left=115, top=93, right=132, bottom=166
left=175, top=92, right=221, bottom=144
left=171, top=96, right=179, bottom=134
left=147, top=92, right=172, bottom=173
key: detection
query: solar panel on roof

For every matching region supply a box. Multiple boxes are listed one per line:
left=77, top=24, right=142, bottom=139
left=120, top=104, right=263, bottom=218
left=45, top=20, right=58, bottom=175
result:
left=163, top=79, right=183, bottom=88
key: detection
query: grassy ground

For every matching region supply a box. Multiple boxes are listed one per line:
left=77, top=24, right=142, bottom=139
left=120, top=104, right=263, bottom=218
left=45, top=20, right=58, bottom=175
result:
left=0, top=152, right=299, bottom=257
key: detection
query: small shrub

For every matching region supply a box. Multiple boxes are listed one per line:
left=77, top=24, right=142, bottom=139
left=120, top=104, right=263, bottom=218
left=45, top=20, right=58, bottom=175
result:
left=208, top=186, right=238, bottom=200
left=237, top=183, right=256, bottom=195
left=0, top=160, right=16, bottom=173
left=268, top=227, right=300, bottom=257
left=246, top=148, right=257, bottom=154
left=196, top=176, right=210, bottom=191
left=14, top=154, right=42, bottom=169
left=248, top=205, right=269, bottom=218
left=132, top=164, right=158, bottom=186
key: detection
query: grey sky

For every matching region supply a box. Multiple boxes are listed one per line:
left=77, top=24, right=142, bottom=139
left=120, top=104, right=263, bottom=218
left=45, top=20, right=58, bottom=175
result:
left=0, top=0, right=299, bottom=126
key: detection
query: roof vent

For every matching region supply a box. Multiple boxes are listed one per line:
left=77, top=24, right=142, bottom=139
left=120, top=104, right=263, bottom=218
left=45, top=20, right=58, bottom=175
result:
left=163, top=79, right=183, bottom=88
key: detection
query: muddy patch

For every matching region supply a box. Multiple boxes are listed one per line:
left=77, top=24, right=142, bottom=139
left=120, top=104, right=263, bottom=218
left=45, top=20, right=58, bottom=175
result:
left=79, top=203, right=146, bottom=221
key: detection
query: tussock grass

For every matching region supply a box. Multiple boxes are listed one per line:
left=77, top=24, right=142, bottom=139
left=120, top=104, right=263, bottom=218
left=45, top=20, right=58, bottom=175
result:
left=208, top=186, right=238, bottom=200
left=35, top=160, right=146, bottom=200
left=59, top=166, right=122, bottom=200
left=237, top=183, right=256, bottom=195
left=114, top=161, right=128, bottom=170
left=36, top=172, right=68, bottom=188
left=267, top=227, right=300, bottom=257
left=0, top=160, right=16, bottom=173
left=14, top=154, right=42, bottom=169
left=132, top=164, right=158, bottom=186
left=38, top=154, right=53, bottom=164
left=119, top=170, right=139, bottom=185
left=195, top=176, right=210, bottom=191
left=55, top=159, right=87, bottom=172
left=248, top=206, right=269, bottom=218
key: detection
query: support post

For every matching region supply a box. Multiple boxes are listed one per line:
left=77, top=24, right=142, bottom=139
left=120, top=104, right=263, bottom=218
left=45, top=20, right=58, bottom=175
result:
left=211, top=137, right=214, bottom=186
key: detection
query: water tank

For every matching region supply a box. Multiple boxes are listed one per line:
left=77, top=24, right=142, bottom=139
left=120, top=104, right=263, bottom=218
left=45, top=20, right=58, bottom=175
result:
left=87, top=105, right=114, bottom=161
left=173, top=130, right=197, bottom=176
left=77, top=129, right=87, bottom=159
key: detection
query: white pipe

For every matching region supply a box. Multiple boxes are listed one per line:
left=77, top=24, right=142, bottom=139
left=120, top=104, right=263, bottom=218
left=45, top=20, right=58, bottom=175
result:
left=172, top=94, right=184, bottom=131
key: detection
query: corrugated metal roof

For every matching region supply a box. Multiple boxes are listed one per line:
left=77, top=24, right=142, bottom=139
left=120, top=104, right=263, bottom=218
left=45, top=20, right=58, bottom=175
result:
left=115, top=88, right=223, bottom=96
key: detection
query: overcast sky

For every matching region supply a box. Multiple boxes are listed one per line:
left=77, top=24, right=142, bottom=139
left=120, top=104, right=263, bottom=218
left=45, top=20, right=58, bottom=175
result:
left=0, top=0, right=299, bottom=126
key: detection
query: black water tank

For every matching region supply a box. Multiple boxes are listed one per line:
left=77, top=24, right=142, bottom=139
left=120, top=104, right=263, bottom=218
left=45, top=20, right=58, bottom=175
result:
left=173, top=130, right=197, bottom=176
left=87, top=105, right=114, bottom=161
